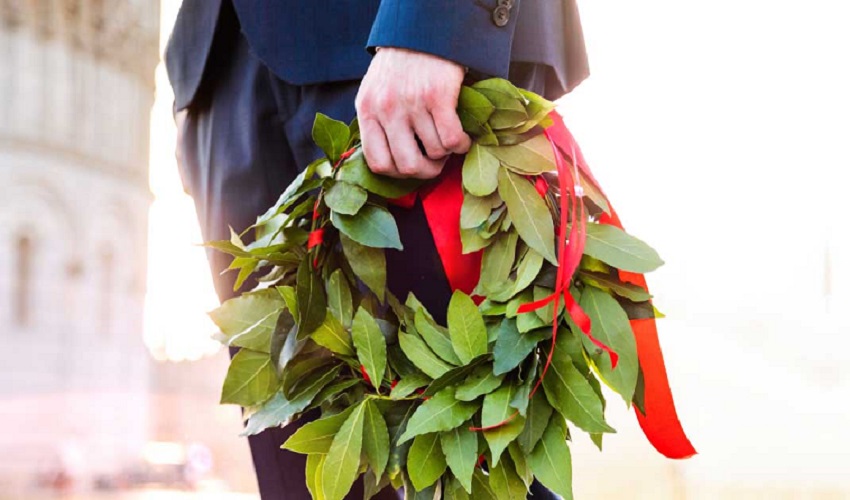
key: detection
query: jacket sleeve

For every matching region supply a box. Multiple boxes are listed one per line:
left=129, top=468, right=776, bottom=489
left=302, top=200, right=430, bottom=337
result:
left=367, top=0, right=521, bottom=79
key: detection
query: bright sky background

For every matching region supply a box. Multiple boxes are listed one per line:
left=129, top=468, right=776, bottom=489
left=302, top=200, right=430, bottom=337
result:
left=145, top=0, right=850, bottom=494
left=144, top=0, right=220, bottom=362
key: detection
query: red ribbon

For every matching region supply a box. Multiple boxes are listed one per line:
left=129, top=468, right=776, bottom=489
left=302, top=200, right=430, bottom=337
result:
left=419, top=159, right=483, bottom=296
left=307, top=228, right=325, bottom=249
left=412, top=112, right=695, bottom=459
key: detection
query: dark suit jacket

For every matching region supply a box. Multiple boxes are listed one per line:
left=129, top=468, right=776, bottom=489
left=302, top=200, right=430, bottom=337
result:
left=166, top=0, right=589, bottom=111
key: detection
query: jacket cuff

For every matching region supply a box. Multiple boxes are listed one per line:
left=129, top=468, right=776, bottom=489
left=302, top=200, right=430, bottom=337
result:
left=367, top=0, right=519, bottom=79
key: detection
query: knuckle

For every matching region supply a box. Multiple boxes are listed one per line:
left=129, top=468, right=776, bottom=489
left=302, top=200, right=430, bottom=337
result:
left=425, top=146, right=447, bottom=160
left=374, top=92, right=395, bottom=114
left=369, top=162, right=392, bottom=175
left=396, top=161, right=417, bottom=177
left=421, top=85, right=439, bottom=105
left=442, top=131, right=464, bottom=150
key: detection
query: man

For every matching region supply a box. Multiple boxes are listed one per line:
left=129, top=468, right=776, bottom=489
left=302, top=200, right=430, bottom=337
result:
left=166, top=1, right=588, bottom=498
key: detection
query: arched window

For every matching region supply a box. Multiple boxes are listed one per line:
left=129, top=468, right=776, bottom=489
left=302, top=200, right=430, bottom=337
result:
left=14, top=234, right=32, bottom=327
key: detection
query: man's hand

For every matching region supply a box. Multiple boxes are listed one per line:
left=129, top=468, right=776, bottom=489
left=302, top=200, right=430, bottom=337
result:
left=356, top=48, right=472, bottom=179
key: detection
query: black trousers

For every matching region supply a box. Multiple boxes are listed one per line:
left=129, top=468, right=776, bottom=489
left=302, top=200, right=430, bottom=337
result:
left=176, top=10, right=557, bottom=500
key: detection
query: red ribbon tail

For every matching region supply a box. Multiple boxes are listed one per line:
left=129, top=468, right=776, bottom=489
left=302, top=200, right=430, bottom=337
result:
left=633, top=318, right=697, bottom=459
left=546, top=112, right=694, bottom=458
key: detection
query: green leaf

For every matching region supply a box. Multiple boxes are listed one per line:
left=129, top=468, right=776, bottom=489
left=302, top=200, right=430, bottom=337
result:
left=460, top=226, right=492, bottom=254
left=440, top=425, right=478, bottom=493
left=510, top=356, right=538, bottom=416
left=277, top=286, right=299, bottom=321
left=253, top=157, right=323, bottom=227
left=633, top=365, right=646, bottom=415
left=337, top=149, right=421, bottom=198
left=363, top=399, right=390, bottom=479
left=275, top=324, right=310, bottom=382
left=475, top=88, right=527, bottom=130
left=364, top=470, right=391, bottom=500
left=471, top=469, right=498, bottom=500
left=444, top=476, right=471, bottom=500
left=519, top=89, right=556, bottom=128
left=231, top=258, right=259, bottom=291
left=517, top=390, right=553, bottom=453
left=579, top=287, right=640, bottom=404
left=348, top=118, right=361, bottom=145
left=398, top=390, right=479, bottom=443
left=312, top=312, right=354, bottom=356
left=407, top=433, right=446, bottom=491
left=488, top=454, right=527, bottom=500
left=325, top=181, right=368, bottom=215
left=492, top=319, right=545, bottom=376
left=590, top=432, right=604, bottom=451
left=528, top=416, right=573, bottom=500
left=352, top=308, right=388, bottom=391
left=462, top=144, right=500, bottom=196
left=405, top=475, right=442, bottom=500
left=243, top=365, right=342, bottom=436
left=398, top=331, right=453, bottom=379
left=313, top=113, right=351, bottom=163
left=583, top=223, right=664, bottom=273
left=209, top=289, right=284, bottom=352
left=326, top=269, right=354, bottom=328
left=497, top=168, right=556, bottom=264
left=477, top=232, right=518, bottom=296
left=578, top=270, right=652, bottom=302
left=220, top=349, right=278, bottom=406
left=203, top=240, right=253, bottom=259
left=481, top=383, right=526, bottom=465
left=331, top=204, right=402, bottom=250
left=306, top=453, right=324, bottom=500
left=269, top=310, right=296, bottom=375
left=385, top=401, right=417, bottom=480
left=579, top=172, right=611, bottom=215
left=311, top=379, right=362, bottom=411
left=447, top=291, right=488, bottom=364
left=542, top=337, right=615, bottom=434
left=296, top=258, right=327, bottom=339
left=487, top=135, right=556, bottom=175
left=415, top=309, right=462, bottom=366
left=454, top=364, right=504, bottom=402
left=391, top=373, right=431, bottom=399
left=422, top=355, right=489, bottom=397
left=321, top=401, right=367, bottom=500
left=458, top=86, right=495, bottom=124
left=505, top=248, right=544, bottom=300
left=507, top=442, right=533, bottom=488
left=340, top=234, right=387, bottom=301
left=281, top=356, right=334, bottom=398
left=282, top=406, right=355, bottom=454
left=472, top=78, right=524, bottom=100
left=460, top=191, right=495, bottom=229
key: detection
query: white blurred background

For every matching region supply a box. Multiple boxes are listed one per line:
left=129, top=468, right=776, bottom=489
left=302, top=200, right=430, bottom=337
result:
left=2, top=0, right=848, bottom=498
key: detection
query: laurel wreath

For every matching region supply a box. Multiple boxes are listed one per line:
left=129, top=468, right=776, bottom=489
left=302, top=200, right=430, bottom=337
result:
left=207, top=78, right=664, bottom=499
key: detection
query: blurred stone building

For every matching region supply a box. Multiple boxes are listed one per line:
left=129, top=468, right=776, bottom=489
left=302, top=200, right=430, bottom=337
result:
left=0, top=0, right=159, bottom=492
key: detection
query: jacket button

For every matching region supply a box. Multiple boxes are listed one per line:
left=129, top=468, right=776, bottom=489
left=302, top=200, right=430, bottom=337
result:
left=492, top=5, right=510, bottom=26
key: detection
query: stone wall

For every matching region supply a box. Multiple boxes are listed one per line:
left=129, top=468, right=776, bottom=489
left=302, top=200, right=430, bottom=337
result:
left=0, top=0, right=158, bottom=491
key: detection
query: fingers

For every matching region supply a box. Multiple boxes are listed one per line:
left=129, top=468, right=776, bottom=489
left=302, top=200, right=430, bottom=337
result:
left=385, top=120, right=444, bottom=179
left=356, top=46, right=468, bottom=179
left=359, top=117, right=395, bottom=176
left=412, top=113, right=449, bottom=160
left=431, top=103, right=472, bottom=155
